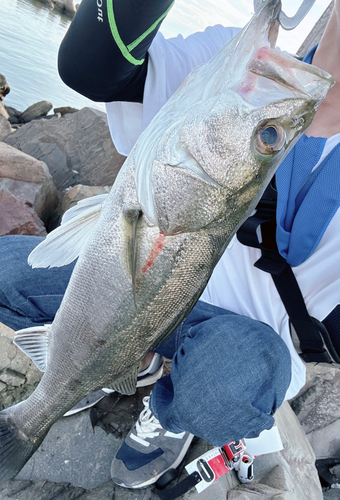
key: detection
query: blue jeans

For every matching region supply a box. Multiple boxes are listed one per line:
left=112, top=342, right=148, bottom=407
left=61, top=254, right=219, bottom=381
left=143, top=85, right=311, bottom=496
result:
left=0, top=235, right=291, bottom=446
left=0, top=235, right=75, bottom=330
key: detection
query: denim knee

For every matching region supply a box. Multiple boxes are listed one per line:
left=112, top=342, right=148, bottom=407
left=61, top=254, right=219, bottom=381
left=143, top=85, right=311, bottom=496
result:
left=151, top=308, right=291, bottom=446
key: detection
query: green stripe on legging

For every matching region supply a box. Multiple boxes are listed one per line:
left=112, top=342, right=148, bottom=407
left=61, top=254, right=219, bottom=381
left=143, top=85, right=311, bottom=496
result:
left=106, top=0, right=174, bottom=66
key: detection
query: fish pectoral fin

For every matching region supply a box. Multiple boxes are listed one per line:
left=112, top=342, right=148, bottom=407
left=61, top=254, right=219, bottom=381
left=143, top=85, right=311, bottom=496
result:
left=106, top=362, right=143, bottom=396
left=28, top=194, right=108, bottom=269
left=14, top=325, right=51, bottom=372
left=122, top=204, right=143, bottom=301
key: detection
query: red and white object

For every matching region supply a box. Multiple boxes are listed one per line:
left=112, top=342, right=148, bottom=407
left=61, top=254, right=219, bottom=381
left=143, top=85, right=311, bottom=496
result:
left=185, top=425, right=283, bottom=493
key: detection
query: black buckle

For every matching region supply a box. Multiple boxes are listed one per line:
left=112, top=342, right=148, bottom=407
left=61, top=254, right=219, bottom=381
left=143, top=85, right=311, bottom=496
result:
left=155, top=470, right=201, bottom=500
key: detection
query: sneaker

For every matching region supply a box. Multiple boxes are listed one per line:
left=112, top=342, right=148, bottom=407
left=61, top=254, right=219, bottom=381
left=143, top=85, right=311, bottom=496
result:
left=63, top=354, right=164, bottom=417
left=111, top=395, right=194, bottom=489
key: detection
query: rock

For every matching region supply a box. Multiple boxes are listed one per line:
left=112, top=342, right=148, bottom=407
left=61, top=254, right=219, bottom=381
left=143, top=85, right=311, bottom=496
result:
left=0, top=190, right=46, bottom=236
left=20, top=101, right=53, bottom=124
left=0, top=322, right=41, bottom=410
left=0, top=478, right=89, bottom=500
left=59, top=184, right=111, bottom=214
left=231, top=402, right=323, bottom=500
left=323, top=486, right=340, bottom=500
left=50, top=184, right=111, bottom=230
left=0, top=102, right=10, bottom=120
left=54, top=106, right=79, bottom=116
left=5, top=107, right=125, bottom=199
left=5, top=105, right=22, bottom=125
left=53, top=0, right=76, bottom=15
left=290, top=363, right=340, bottom=459
left=0, top=142, right=58, bottom=229
left=0, top=115, right=12, bottom=141
left=0, top=73, right=10, bottom=100
left=17, top=410, right=120, bottom=489
left=329, top=464, right=340, bottom=481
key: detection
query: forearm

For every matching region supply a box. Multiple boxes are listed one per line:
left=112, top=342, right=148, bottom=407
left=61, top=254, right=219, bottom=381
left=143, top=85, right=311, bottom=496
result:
left=58, top=0, right=174, bottom=103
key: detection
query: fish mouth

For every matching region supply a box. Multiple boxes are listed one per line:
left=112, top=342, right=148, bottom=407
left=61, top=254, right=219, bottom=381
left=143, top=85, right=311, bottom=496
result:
left=241, top=46, right=334, bottom=108
left=229, top=0, right=333, bottom=107
left=233, top=0, right=334, bottom=110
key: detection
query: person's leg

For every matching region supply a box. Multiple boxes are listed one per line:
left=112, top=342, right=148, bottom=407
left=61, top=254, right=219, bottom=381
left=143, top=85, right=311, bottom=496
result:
left=0, top=235, right=75, bottom=331
left=111, top=300, right=291, bottom=488
left=151, top=300, right=291, bottom=446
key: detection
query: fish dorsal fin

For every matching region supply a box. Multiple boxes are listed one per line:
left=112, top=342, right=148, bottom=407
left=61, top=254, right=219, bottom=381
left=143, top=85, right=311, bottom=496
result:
left=122, top=204, right=143, bottom=302
left=28, top=194, right=108, bottom=268
left=106, top=362, right=142, bottom=396
left=14, top=325, right=51, bottom=372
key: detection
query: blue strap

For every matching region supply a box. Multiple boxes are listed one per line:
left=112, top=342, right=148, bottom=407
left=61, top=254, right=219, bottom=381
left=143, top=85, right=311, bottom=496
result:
left=275, top=45, right=340, bottom=266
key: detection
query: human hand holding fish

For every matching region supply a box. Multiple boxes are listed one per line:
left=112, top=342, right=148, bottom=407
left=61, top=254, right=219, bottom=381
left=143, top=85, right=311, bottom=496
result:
left=0, top=0, right=334, bottom=486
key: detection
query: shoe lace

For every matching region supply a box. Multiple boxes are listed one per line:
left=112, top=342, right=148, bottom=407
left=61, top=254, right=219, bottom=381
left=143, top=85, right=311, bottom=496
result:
left=135, top=396, right=163, bottom=439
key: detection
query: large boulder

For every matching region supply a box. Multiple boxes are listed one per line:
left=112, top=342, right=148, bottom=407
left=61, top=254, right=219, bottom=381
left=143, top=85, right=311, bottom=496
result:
left=0, top=142, right=58, bottom=233
left=19, top=101, right=53, bottom=124
left=5, top=107, right=126, bottom=199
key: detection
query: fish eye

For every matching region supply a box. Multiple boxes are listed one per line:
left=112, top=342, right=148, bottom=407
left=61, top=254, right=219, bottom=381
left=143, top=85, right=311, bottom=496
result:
left=253, top=123, right=286, bottom=155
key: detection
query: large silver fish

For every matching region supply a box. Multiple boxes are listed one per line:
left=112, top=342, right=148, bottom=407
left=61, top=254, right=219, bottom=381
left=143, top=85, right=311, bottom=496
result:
left=0, top=0, right=333, bottom=484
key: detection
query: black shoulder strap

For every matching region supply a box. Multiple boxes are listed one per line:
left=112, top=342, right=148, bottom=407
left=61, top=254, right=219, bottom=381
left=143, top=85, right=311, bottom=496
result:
left=237, top=179, right=338, bottom=364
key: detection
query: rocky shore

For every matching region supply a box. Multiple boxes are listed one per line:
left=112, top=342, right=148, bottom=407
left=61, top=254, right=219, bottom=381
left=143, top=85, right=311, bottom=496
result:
left=35, top=0, right=77, bottom=17
left=0, top=72, right=340, bottom=499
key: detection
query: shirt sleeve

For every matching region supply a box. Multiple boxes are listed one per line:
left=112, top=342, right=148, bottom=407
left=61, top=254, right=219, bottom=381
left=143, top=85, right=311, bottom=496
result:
left=105, top=25, right=241, bottom=156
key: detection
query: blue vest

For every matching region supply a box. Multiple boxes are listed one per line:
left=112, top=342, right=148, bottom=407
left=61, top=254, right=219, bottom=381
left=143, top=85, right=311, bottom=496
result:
left=275, top=45, right=340, bottom=266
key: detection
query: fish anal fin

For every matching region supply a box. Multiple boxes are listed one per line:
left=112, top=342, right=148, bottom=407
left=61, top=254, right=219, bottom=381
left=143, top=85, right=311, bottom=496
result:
left=106, top=362, right=142, bottom=396
left=14, top=325, right=50, bottom=372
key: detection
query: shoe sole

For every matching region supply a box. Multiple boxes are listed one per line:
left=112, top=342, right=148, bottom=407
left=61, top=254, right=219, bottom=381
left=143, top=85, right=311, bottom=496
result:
left=112, top=432, right=195, bottom=489
left=136, top=363, right=164, bottom=388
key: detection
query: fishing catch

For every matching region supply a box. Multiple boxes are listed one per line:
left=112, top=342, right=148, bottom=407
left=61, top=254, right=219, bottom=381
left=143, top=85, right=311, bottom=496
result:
left=0, top=0, right=333, bottom=484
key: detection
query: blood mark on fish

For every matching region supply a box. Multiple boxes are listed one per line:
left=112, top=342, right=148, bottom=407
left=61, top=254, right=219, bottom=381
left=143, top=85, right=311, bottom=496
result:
left=142, top=233, right=166, bottom=273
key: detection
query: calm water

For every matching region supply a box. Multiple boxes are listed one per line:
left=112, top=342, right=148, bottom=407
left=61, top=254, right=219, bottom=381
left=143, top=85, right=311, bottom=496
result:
left=0, top=0, right=330, bottom=114
left=0, top=0, right=105, bottom=113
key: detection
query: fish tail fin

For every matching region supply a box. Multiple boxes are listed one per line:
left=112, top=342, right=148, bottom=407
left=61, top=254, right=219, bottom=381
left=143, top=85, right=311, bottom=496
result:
left=0, top=406, right=41, bottom=486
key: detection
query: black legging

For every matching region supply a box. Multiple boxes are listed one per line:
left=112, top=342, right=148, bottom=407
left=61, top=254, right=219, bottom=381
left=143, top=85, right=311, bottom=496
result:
left=58, top=0, right=174, bottom=103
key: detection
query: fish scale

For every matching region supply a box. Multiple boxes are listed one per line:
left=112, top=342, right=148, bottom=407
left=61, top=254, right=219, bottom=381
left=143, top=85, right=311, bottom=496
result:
left=0, top=0, right=334, bottom=486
